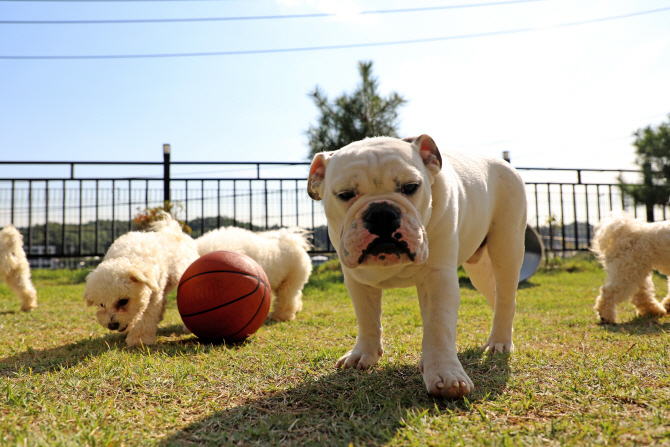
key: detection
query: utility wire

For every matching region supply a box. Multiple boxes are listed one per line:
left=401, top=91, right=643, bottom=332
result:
left=1, top=0, right=545, bottom=24
left=1, top=6, right=668, bottom=60
left=0, top=0, right=244, bottom=2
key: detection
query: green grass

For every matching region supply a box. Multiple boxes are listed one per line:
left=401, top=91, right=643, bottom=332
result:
left=1, top=259, right=669, bottom=446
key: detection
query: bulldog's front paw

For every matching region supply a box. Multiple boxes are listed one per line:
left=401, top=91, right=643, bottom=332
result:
left=420, top=358, right=474, bottom=400
left=336, top=346, right=383, bottom=370
left=482, top=338, right=514, bottom=354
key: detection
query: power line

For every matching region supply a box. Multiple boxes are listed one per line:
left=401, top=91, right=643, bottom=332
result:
left=0, top=0, right=242, bottom=2
left=2, top=6, right=669, bottom=60
left=0, top=0, right=546, bottom=24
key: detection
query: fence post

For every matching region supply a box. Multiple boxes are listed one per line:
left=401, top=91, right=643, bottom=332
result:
left=163, top=144, right=171, bottom=204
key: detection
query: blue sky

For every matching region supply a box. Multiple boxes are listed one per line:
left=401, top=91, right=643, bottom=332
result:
left=1, top=0, right=669, bottom=181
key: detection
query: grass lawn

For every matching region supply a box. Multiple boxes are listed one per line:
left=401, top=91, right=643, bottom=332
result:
left=1, top=258, right=669, bottom=446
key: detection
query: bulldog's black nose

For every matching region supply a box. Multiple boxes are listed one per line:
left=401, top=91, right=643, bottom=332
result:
left=363, top=202, right=401, bottom=236
left=108, top=322, right=120, bottom=330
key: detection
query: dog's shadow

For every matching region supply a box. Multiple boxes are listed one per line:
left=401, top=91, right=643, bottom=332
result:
left=157, top=347, right=510, bottom=446
left=599, top=316, right=670, bottom=335
left=458, top=276, right=539, bottom=290
left=0, top=325, right=511, bottom=444
left=0, top=323, right=249, bottom=377
left=0, top=332, right=125, bottom=377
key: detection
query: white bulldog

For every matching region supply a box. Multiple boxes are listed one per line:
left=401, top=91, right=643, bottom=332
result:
left=307, top=135, right=527, bottom=399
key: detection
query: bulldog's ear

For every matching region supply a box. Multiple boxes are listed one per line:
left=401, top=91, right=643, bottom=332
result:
left=129, top=266, right=160, bottom=292
left=405, top=134, right=442, bottom=175
left=307, top=151, right=334, bottom=201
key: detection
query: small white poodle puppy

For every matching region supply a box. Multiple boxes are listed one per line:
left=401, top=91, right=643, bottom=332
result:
left=0, top=225, right=38, bottom=312
left=591, top=212, right=670, bottom=324
left=196, top=226, right=313, bottom=321
left=83, top=214, right=199, bottom=346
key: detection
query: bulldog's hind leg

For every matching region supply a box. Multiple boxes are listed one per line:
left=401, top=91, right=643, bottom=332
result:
left=462, top=245, right=496, bottom=309
left=480, top=226, right=525, bottom=354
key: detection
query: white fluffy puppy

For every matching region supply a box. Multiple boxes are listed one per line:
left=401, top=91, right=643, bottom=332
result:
left=83, top=214, right=199, bottom=346
left=196, top=226, right=313, bottom=321
left=0, top=225, right=38, bottom=312
left=592, top=212, right=670, bottom=324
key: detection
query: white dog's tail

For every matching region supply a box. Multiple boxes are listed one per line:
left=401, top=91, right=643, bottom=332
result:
left=591, top=212, right=640, bottom=257
left=148, top=212, right=188, bottom=239
left=266, top=226, right=313, bottom=251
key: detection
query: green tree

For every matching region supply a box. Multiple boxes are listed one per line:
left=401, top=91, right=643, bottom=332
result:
left=306, top=61, right=407, bottom=158
left=620, top=114, right=670, bottom=222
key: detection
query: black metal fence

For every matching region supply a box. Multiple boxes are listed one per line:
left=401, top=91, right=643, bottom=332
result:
left=0, top=154, right=662, bottom=268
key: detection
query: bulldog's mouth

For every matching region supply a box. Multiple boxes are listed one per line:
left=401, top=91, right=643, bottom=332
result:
left=357, top=233, right=415, bottom=265
left=118, top=326, right=128, bottom=333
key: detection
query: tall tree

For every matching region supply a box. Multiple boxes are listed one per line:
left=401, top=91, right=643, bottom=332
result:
left=306, top=61, right=407, bottom=158
left=619, top=114, right=670, bottom=222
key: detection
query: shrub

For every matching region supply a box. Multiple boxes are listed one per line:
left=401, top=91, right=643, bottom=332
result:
left=133, top=201, right=192, bottom=234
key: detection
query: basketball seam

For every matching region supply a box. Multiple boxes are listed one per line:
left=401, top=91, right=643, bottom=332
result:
left=180, top=276, right=262, bottom=318
left=179, top=260, right=270, bottom=319
left=178, top=251, right=258, bottom=292
left=179, top=253, right=271, bottom=340
left=178, top=269, right=269, bottom=292
left=225, top=266, right=270, bottom=340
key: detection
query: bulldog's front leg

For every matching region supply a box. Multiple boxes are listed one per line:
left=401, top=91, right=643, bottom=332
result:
left=336, top=273, right=384, bottom=370
left=417, top=268, right=474, bottom=399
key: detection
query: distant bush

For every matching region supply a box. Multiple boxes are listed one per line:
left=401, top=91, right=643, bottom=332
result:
left=133, top=201, right=192, bottom=234
left=542, top=253, right=601, bottom=274
left=307, top=258, right=344, bottom=290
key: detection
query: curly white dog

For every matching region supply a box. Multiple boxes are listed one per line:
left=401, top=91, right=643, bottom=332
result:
left=592, top=212, right=670, bottom=324
left=0, top=225, right=38, bottom=312
left=196, top=226, right=313, bottom=321
left=83, top=214, right=199, bottom=346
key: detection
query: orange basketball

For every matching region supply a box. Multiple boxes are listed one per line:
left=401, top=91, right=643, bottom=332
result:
left=177, top=251, right=271, bottom=343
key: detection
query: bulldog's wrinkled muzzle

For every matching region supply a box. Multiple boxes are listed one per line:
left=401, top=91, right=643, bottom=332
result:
left=340, top=198, right=427, bottom=268
left=358, top=202, right=414, bottom=264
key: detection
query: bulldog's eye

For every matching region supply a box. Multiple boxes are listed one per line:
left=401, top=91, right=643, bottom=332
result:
left=401, top=183, right=420, bottom=196
left=336, top=191, right=356, bottom=201
left=117, top=299, right=129, bottom=308
left=99, top=303, right=105, bottom=308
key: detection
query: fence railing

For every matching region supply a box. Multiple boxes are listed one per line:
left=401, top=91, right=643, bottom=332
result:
left=0, top=155, right=662, bottom=267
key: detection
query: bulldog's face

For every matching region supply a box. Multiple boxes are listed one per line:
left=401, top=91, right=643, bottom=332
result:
left=308, top=135, right=442, bottom=269
left=83, top=257, right=159, bottom=334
